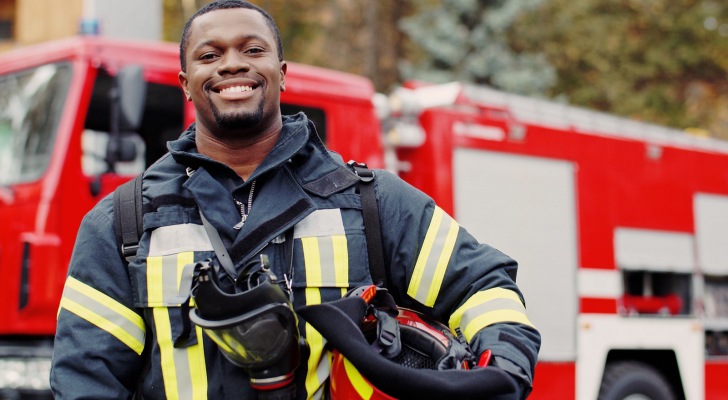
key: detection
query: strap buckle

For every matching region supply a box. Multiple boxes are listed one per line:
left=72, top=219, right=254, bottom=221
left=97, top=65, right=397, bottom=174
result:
left=347, top=160, right=374, bottom=182
left=121, top=243, right=139, bottom=262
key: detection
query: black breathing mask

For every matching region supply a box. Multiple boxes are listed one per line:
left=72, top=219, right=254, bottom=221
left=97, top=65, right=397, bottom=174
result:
left=189, top=256, right=301, bottom=399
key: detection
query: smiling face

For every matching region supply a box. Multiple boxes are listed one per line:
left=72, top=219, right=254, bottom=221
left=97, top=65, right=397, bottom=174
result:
left=179, top=8, right=286, bottom=137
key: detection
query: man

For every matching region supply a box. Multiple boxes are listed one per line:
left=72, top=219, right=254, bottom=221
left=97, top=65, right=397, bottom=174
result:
left=50, top=1, right=540, bottom=399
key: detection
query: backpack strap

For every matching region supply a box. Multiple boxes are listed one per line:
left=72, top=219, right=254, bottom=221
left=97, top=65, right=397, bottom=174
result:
left=347, top=161, right=388, bottom=289
left=113, top=173, right=144, bottom=262
left=112, top=173, right=150, bottom=399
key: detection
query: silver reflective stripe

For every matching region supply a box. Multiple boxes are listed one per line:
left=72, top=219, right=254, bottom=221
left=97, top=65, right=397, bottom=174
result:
left=459, top=298, right=529, bottom=331
left=162, top=254, right=181, bottom=303
left=154, top=309, right=208, bottom=400
left=317, top=236, right=337, bottom=285
left=315, top=348, right=330, bottom=387
left=412, top=210, right=459, bottom=305
left=294, top=209, right=345, bottom=238
left=174, top=346, right=194, bottom=400
left=61, top=279, right=145, bottom=354
left=63, top=286, right=145, bottom=346
left=149, top=224, right=213, bottom=257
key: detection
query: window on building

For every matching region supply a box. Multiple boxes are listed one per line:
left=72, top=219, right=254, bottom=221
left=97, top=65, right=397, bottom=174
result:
left=0, top=0, right=14, bottom=41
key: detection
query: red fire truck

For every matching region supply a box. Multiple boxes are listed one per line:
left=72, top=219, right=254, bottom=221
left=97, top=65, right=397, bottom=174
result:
left=1, top=36, right=727, bottom=400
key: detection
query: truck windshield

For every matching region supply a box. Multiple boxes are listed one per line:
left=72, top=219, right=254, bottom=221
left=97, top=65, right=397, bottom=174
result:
left=0, top=62, right=72, bottom=185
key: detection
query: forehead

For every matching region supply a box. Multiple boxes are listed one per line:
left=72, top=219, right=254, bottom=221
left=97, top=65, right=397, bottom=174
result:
left=188, top=8, right=275, bottom=49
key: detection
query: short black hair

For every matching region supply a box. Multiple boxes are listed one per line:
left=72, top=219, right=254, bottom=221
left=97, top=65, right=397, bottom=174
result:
left=179, top=0, right=284, bottom=72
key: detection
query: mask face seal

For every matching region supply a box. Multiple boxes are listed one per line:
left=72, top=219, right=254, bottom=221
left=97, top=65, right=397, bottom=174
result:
left=189, top=256, right=301, bottom=397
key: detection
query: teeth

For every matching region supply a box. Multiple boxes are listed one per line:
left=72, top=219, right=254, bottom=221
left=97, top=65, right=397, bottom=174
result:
left=221, top=86, right=253, bottom=93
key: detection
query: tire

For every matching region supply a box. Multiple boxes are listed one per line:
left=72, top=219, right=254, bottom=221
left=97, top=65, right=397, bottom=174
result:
left=597, top=361, right=676, bottom=400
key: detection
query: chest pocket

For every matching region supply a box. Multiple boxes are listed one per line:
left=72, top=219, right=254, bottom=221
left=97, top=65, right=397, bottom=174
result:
left=130, top=223, right=213, bottom=400
left=291, top=208, right=372, bottom=296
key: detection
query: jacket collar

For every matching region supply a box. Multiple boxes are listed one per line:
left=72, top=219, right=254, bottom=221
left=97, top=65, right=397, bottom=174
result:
left=166, top=113, right=325, bottom=265
left=168, top=113, right=314, bottom=185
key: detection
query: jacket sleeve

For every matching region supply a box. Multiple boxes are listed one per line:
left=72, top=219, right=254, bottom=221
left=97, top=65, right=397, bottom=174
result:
left=375, top=171, right=541, bottom=398
left=50, top=197, right=145, bottom=399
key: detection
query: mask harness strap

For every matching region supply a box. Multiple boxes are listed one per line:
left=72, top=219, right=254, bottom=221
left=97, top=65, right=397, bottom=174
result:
left=198, top=208, right=238, bottom=281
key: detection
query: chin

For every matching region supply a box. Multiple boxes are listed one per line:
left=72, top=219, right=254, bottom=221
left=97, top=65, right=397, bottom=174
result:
left=210, top=98, right=265, bottom=131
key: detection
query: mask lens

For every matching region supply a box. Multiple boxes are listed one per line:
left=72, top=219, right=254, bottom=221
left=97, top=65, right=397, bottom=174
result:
left=203, top=306, right=295, bottom=368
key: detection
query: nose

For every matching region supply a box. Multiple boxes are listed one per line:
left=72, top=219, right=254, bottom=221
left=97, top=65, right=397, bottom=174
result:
left=217, top=49, right=250, bottom=75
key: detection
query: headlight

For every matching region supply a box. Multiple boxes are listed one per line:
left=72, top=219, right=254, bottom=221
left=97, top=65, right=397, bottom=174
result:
left=0, top=358, right=51, bottom=390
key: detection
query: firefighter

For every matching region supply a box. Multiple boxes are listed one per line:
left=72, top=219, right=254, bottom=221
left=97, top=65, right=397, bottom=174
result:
left=50, top=1, right=540, bottom=399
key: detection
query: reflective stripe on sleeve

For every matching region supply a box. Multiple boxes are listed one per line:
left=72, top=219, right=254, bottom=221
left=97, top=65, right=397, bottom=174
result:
left=148, top=251, right=207, bottom=400
left=60, top=277, right=146, bottom=354
left=449, top=287, right=534, bottom=342
left=407, top=207, right=460, bottom=307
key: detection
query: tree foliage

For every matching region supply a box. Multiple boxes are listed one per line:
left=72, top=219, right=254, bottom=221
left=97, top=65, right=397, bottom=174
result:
left=163, top=0, right=410, bottom=92
left=399, top=0, right=555, bottom=96
left=511, top=0, right=728, bottom=138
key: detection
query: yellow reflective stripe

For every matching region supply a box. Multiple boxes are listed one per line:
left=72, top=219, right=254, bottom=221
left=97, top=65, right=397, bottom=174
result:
left=177, top=252, right=194, bottom=290
left=60, top=277, right=145, bottom=354
left=61, top=297, right=145, bottom=354
left=305, top=288, right=327, bottom=400
left=463, top=310, right=534, bottom=341
left=154, top=307, right=180, bottom=400
left=302, top=237, right=322, bottom=286
left=425, top=220, right=459, bottom=306
left=150, top=252, right=207, bottom=400
left=449, top=288, right=534, bottom=342
left=343, top=358, right=373, bottom=400
left=188, top=325, right=208, bottom=399
left=408, top=208, right=443, bottom=298
left=407, top=207, right=460, bottom=307
left=147, top=252, right=194, bottom=307
left=66, top=277, right=145, bottom=332
left=154, top=307, right=208, bottom=400
left=332, top=235, right=349, bottom=287
left=147, top=255, right=163, bottom=305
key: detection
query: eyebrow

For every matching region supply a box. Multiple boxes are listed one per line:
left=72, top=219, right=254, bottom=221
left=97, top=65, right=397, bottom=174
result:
left=192, top=34, right=271, bottom=54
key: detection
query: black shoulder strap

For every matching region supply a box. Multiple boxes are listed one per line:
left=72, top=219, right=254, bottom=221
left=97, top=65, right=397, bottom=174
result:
left=112, top=173, right=151, bottom=399
left=113, top=173, right=144, bottom=262
left=347, top=161, right=388, bottom=289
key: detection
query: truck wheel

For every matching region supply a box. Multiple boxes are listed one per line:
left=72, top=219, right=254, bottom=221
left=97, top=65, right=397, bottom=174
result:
left=597, top=361, right=675, bottom=400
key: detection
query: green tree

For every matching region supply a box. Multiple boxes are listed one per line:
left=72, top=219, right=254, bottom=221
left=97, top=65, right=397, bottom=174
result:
left=399, top=0, right=555, bottom=96
left=511, top=0, right=728, bottom=138
left=163, top=0, right=411, bottom=92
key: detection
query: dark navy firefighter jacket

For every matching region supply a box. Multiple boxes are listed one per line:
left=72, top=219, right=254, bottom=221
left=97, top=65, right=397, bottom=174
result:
left=51, top=113, right=541, bottom=400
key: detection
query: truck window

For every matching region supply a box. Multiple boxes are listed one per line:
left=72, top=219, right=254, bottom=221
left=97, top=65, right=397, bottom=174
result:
left=281, top=103, right=326, bottom=144
left=83, top=69, right=184, bottom=175
left=0, top=62, right=72, bottom=185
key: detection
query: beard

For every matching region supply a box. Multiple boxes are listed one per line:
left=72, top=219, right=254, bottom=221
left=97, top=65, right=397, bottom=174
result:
left=209, top=90, right=266, bottom=130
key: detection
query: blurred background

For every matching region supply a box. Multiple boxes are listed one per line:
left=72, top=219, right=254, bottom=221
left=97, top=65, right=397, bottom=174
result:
left=2, top=0, right=728, bottom=139
left=4, top=1, right=728, bottom=399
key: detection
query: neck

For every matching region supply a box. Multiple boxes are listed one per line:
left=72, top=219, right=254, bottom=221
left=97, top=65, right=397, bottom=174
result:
left=195, top=118, right=282, bottom=181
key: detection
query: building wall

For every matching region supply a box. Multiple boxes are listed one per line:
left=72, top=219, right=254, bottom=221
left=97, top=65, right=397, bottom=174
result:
left=0, top=0, right=161, bottom=54
left=93, top=0, right=161, bottom=41
left=16, top=0, right=84, bottom=45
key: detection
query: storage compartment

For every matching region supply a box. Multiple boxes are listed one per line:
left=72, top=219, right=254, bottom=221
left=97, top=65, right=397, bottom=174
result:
left=621, top=271, right=692, bottom=315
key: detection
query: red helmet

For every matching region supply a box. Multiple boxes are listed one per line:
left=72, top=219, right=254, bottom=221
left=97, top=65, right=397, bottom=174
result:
left=296, top=286, right=509, bottom=400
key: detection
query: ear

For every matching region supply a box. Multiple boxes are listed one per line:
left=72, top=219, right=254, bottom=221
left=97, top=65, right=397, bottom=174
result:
left=279, top=61, right=287, bottom=92
left=179, top=71, right=192, bottom=101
